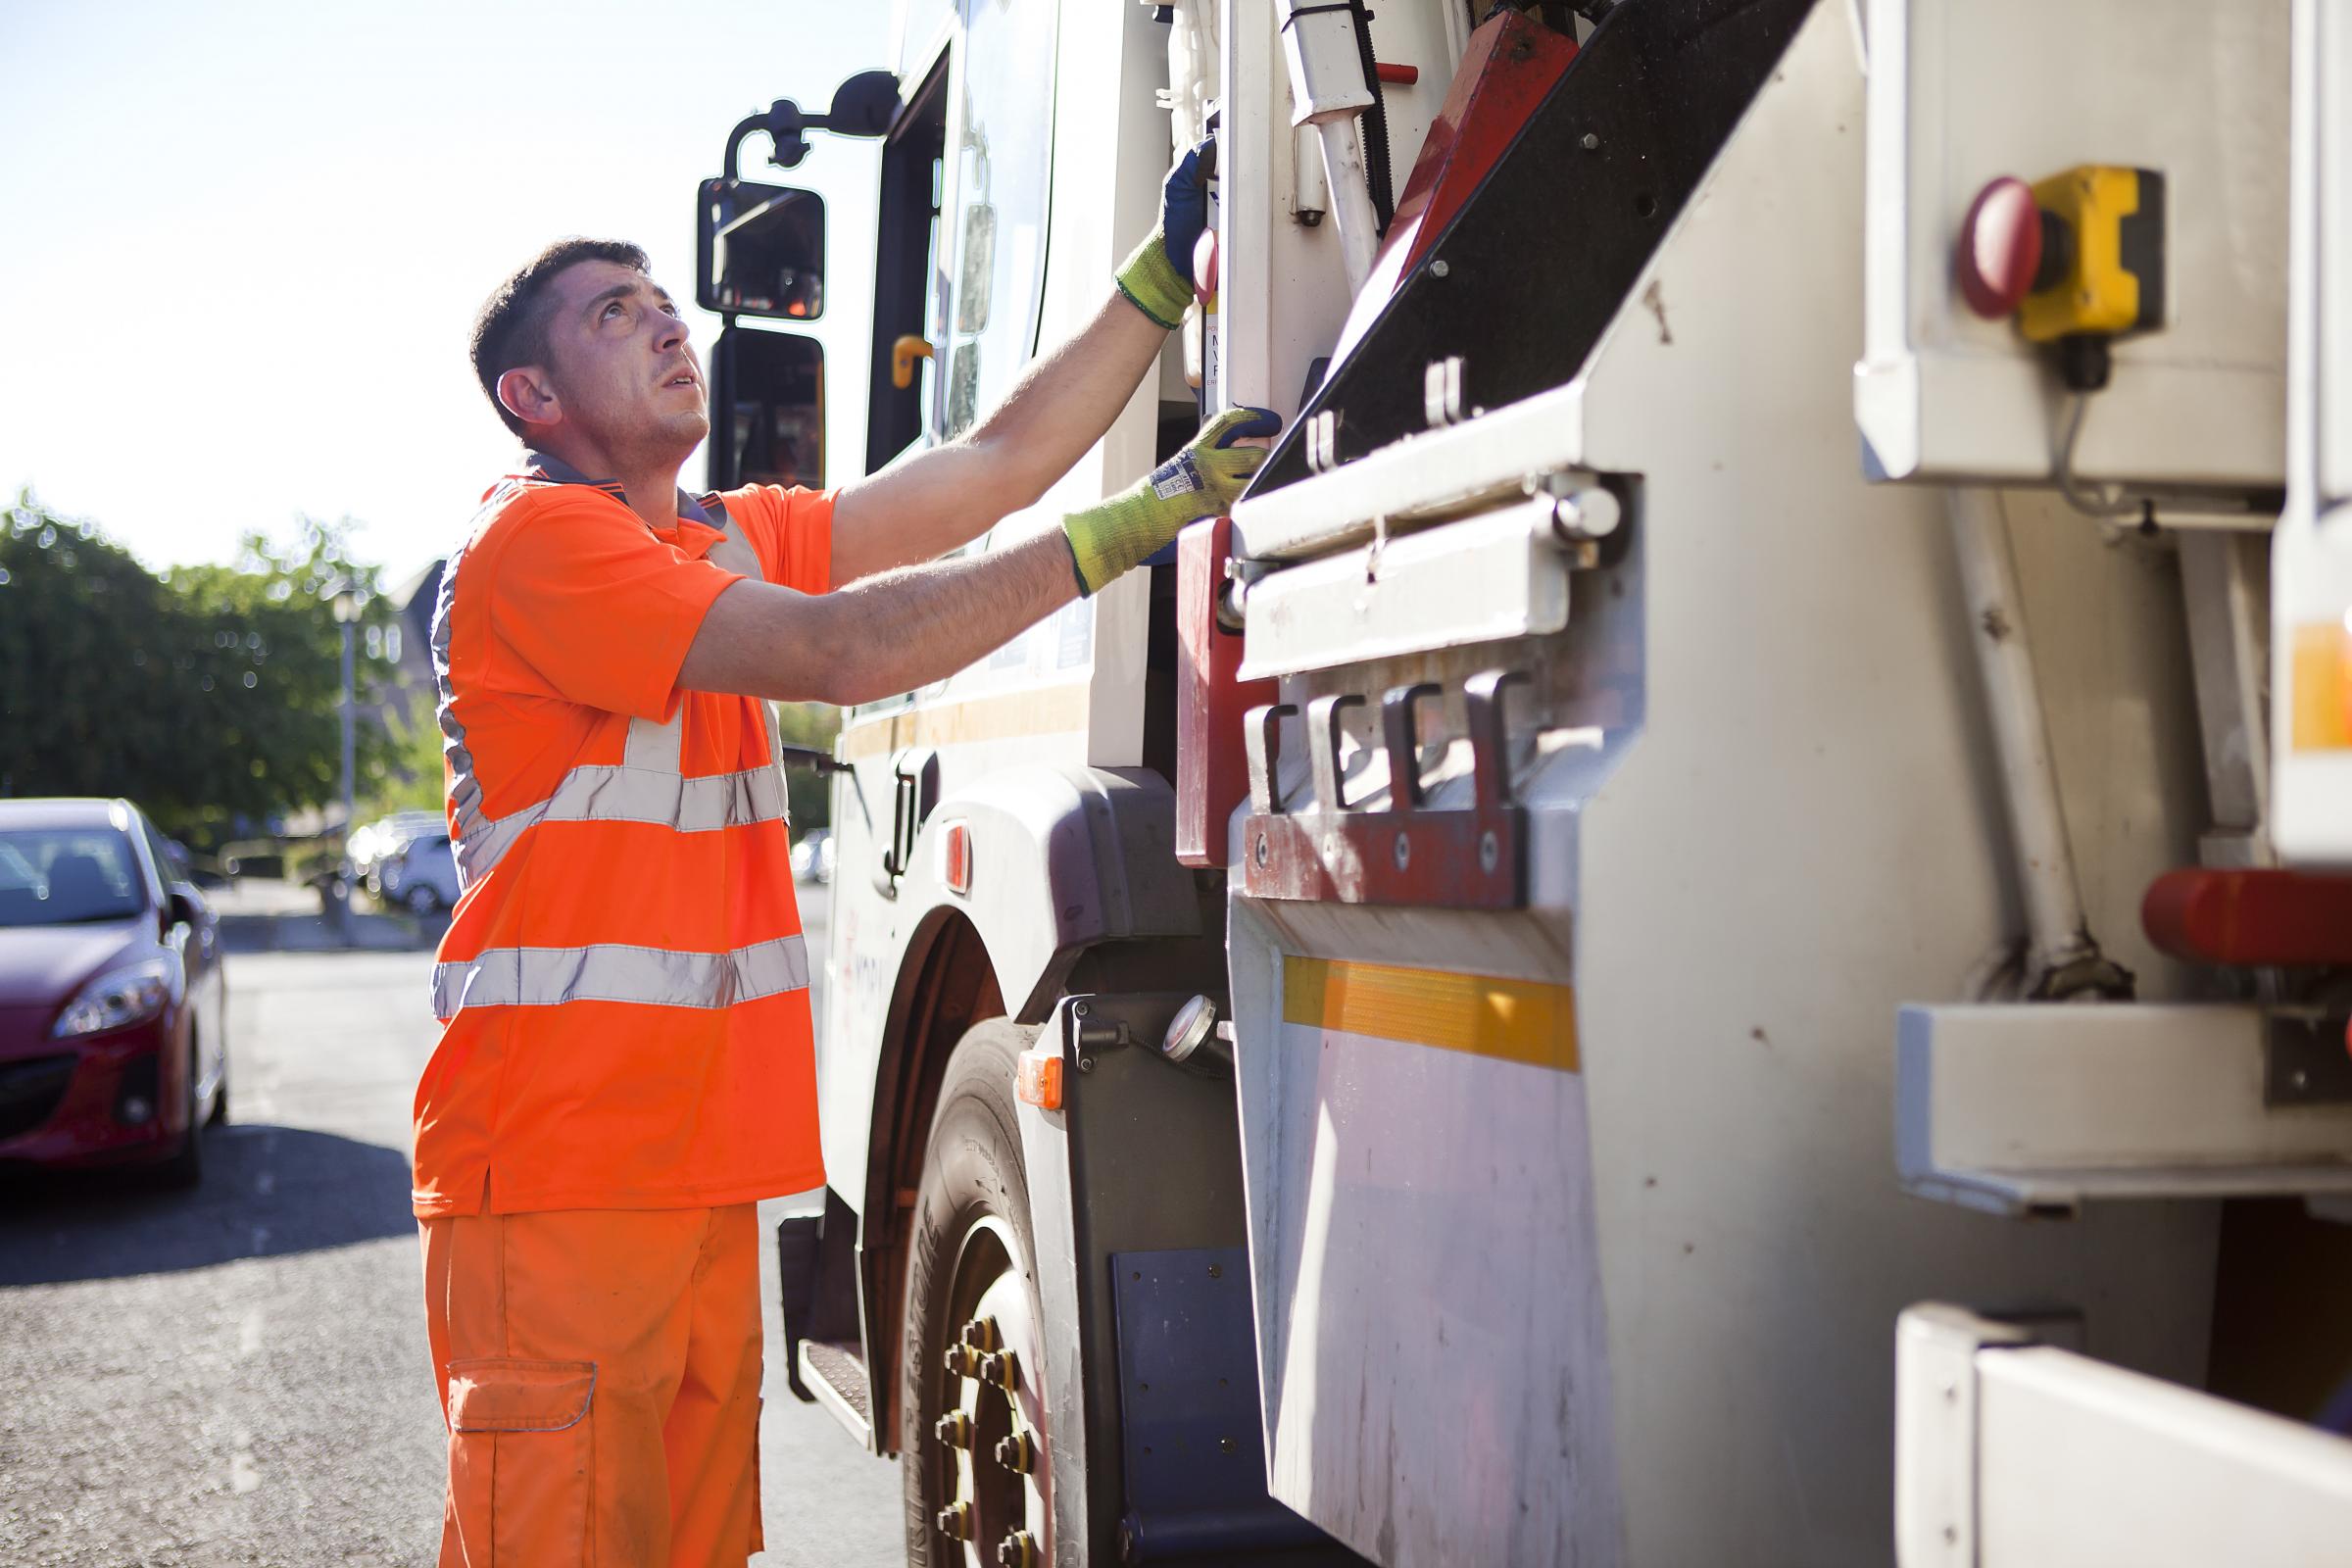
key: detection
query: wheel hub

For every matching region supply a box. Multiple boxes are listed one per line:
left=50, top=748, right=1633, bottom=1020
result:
left=932, top=1215, right=1050, bottom=1566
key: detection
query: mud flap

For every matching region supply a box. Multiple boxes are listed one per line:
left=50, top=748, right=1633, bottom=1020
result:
left=1016, top=992, right=1365, bottom=1567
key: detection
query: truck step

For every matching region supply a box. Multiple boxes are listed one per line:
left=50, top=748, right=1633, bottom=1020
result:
left=798, top=1339, right=874, bottom=1449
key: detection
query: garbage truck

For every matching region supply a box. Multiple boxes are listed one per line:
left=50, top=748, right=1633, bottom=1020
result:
left=692, top=1, right=2352, bottom=1562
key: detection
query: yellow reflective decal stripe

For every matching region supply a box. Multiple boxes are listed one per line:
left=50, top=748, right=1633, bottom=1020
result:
left=839, top=682, right=1093, bottom=760
left=1282, top=956, right=1580, bottom=1074
left=2290, top=621, right=2352, bottom=752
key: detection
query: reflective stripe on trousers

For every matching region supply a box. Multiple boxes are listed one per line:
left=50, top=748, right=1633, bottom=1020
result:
left=431, top=933, right=809, bottom=1020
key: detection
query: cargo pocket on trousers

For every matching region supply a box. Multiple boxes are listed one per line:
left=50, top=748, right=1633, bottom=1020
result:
left=445, top=1357, right=597, bottom=1567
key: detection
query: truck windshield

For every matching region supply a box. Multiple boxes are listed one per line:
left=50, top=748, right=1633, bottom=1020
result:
left=0, top=828, right=148, bottom=926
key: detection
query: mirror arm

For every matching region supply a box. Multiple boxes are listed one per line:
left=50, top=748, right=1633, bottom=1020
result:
left=777, top=743, right=850, bottom=776
left=726, top=100, right=812, bottom=178
left=720, top=73, right=898, bottom=178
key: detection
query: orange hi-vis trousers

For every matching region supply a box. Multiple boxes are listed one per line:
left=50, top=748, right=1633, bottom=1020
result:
left=419, top=1203, right=765, bottom=1568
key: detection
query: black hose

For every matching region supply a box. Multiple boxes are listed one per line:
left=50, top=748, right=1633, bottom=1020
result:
left=1346, top=0, right=1396, bottom=237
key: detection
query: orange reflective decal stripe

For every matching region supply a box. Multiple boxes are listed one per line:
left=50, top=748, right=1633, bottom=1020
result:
left=1282, top=956, right=1580, bottom=1074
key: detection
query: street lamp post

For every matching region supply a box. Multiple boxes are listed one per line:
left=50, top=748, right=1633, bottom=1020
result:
left=332, top=585, right=361, bottom=851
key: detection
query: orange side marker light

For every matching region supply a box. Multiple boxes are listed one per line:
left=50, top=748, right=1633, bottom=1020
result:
left=938, top=818, right=972, bottom=896
left=1015, top=1049, right=1064, bottom=1111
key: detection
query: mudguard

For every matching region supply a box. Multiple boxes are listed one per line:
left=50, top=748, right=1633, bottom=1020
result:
left=898, top=764, right=1203, bottom=1021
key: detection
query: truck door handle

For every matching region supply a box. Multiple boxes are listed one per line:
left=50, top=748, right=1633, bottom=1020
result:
left=876, top=747, right=939, bottom=897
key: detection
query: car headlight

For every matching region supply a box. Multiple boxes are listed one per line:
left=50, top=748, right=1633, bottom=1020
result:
left=52, top=958, right=173, bottom=1038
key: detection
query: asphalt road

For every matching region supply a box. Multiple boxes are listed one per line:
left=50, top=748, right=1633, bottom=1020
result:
left=0, top=884, right=904, bottom=1567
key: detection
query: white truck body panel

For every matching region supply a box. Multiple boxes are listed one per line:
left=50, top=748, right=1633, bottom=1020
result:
left=1855, top=0, right=2289, bottom=490
left=1896, top=1305, right=2352, bottom=1567
left=2275, top=0, right=2352, bottom=860
left=1226, top=9, right=2232, bottom=1561
left=798, top=2, right=2352, bottom=1562
left=819, top=0, right=1173, bottom=1207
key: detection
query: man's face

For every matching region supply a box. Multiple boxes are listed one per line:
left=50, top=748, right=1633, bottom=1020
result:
left=533, top=260, right=707, bottom=464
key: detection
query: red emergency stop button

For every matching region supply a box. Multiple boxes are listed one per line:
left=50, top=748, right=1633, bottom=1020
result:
left=1957, top=175, right=2044, bottom=319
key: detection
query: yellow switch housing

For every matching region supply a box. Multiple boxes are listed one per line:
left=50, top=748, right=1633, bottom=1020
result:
left=2018, top=165, right=2166, bottom=344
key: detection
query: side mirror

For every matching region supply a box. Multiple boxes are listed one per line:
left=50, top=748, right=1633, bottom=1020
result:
left=707, top=326, right=825, bottom=492
left=696, top=180, right=825, bottom=319
left=166, top=889, right=201, bottom=931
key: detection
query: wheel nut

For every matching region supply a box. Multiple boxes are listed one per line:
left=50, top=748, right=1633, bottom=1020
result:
left=994, top=1430, right=1034, bottom=1473
left=935, top=1411, right=973, bottom=1449
left=997, top=1530, right=1040, bottom=1567
left=944, top=1344, right=980, bottom=1379
left=959, top=1316, right=1001, bottom=1353
left=979, top=1349, right=1020, bottom=1393
left=936, top=1501, right=973, bottom=1541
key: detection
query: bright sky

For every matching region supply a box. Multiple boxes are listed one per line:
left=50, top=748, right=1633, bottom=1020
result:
left=0, top=0, right=891, bottom=586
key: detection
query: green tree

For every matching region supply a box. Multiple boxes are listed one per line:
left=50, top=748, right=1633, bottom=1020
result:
left=0, top=494, right=398, bottom=846
left=361, top=705, right=450, bottom=820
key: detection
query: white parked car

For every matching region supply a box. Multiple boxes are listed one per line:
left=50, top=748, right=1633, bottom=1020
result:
left=790, top=829, right=833, bottom=885
left=352, top=811, right=445, bottom=881
left=374, top=833, right=459, bottom=914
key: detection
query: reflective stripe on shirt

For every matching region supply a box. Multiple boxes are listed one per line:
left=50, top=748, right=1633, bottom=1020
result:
left=435, top=491, right=784, bottom=896
left=430, top=933, right=809, bottom=1019
left=452, top=755, right=788, bottom=887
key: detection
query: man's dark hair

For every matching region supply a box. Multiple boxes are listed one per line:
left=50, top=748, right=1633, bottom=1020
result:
left=469, top=237, right=651, bottom=438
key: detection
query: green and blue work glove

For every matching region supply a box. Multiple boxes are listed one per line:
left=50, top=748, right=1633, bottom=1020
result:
left=1061, top=404, right=1284, bottom=595
left=1115, top=133, right=1215, bottom=330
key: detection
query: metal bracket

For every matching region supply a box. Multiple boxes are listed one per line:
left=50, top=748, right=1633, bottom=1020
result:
left=1239, top=668, right=1530, bottom=908
left=1302, top=410, right=1341, bottom=475
left=2266, top=1007, right=2352, bottom=1106
left=1425, top=356, right=1480, bottom=428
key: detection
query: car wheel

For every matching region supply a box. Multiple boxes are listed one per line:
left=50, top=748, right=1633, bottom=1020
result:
left=207, top=1036, right=230, bottom=1128
left=403, top=883, right=440, bottom=915
left=903, top=1019, right=1053, bottom=1568
left=156, top=1037, right=205, bottom=1190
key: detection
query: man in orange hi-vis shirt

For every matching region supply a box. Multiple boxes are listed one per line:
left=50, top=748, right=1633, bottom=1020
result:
left=417, top=137, right=1275, bottom=1568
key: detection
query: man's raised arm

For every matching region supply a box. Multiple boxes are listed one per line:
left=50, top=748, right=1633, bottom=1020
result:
left=823, top=138, right=1221, bottom=587
left=681, top=405, right=1277, bottom=708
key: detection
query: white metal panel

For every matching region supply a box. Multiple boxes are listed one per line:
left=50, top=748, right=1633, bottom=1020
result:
left=1892, top=1304, right=2033, bottom=1568
left=1557, top=9, right=2219, bottom=1560
left=1980, top=1350, right=2352, bottom=1563
left=1896, top=1305, right=2352, bottom=1568
left=1229, top=390, right=1591, bottom=561
left=1219, top=0, right=1440, bottom=425
left=1227, top=894, right=1623, bottom=1568
left=1220, top=0, right=1354, bottom=418
left=2273, top=0, right=2352, bottom=862
left=1854, top=0, right=2289, bottom=489
left=1236, top=498, right=1572, bottom=678
left=1895, top=1004, right=2352, bottom=1215
left=2321, top=0, right=2352, bottom=504
left=1227, top=9, right=2224, bottom=1563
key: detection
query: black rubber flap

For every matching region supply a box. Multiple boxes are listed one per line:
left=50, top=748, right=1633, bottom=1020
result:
left=1248, top=0, right=1817, bottom=497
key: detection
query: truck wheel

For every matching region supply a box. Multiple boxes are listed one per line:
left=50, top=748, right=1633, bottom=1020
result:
left=903, top=1018, right=1053, bottom=1567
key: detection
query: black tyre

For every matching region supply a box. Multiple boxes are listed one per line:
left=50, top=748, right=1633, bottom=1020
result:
left=902, top=1019, right=1054, bottom=1567
left=206, top=1033, right=229, bottom=1128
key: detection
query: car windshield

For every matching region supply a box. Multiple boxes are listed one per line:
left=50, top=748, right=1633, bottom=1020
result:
left=0, top=827, right=148, bottom=927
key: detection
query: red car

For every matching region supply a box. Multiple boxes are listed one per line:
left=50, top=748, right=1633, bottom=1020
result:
left=0, top=799, right=229, bottom=1185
